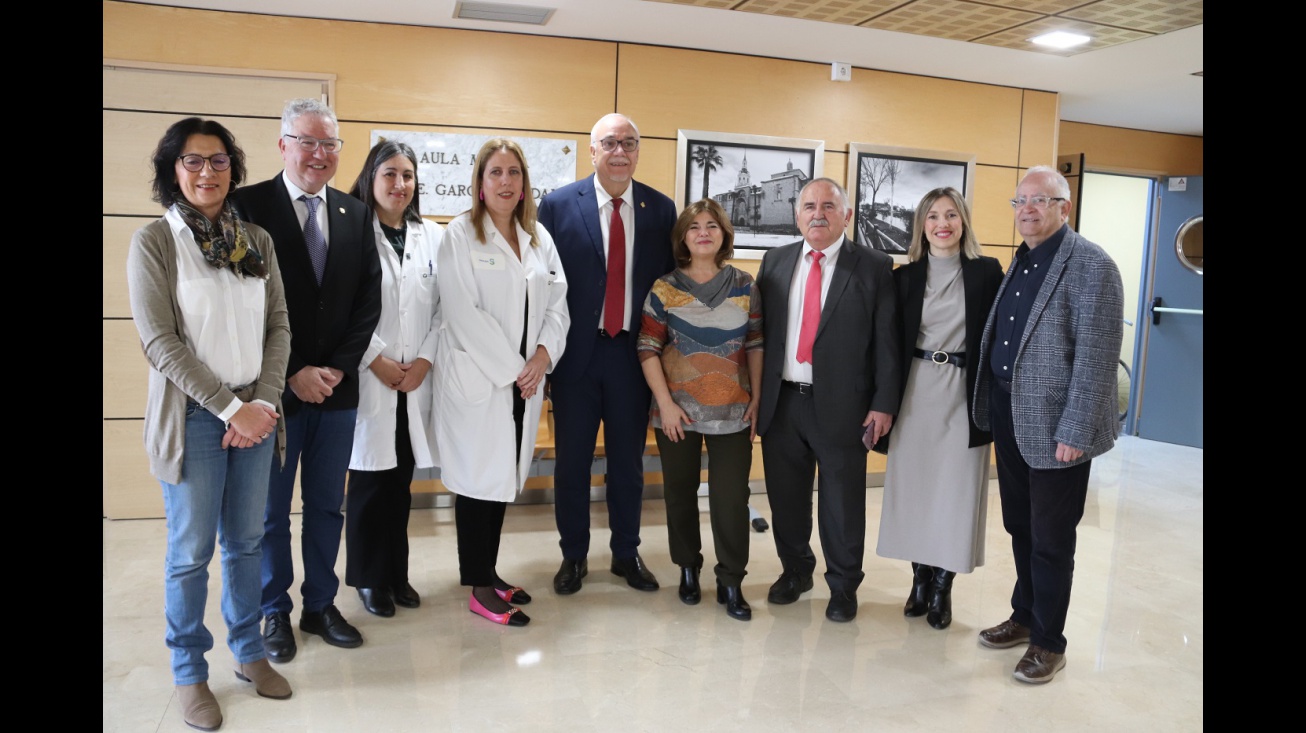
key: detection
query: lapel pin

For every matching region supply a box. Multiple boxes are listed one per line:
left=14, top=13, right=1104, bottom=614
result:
left=640, top=202, right=646, bottom=208
left=339, top=207, right=346, bottom=214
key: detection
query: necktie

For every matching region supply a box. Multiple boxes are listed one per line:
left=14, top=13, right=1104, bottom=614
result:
left=603, top=199, right=626, bottom=336
left=300, top=195, right=326, bottom=285
left=796, top=250, right=823, bottom=364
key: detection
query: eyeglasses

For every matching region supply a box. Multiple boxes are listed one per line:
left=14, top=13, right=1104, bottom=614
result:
left=283, top=134, right=344, bottom=153
left=596, top=137, right=639, bottom=153
left=177, top=154, right=232, bottom=172
left=1010, top=195, right=1066, bottom=209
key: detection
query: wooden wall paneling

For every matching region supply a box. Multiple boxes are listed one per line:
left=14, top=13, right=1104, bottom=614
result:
left=1018, top=90, right=1060, bottom=170
left=104, top=217, right=152, bottom=318
left=103, top=64, right=328, bottom=117
left=974, top=165, right=1020, bottom=246
left=104, top=320, right=148, bottom=419
left=618, top=45, right=1027, bottom=167
left=983, top=244, right=1017, bottom=270
left=104, top=419, right=160, bottom=519
left=1058, top=121, right=1203, bottom=176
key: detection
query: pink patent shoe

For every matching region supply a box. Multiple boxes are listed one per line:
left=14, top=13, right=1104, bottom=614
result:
left=469, top=593, right=530, bottom=627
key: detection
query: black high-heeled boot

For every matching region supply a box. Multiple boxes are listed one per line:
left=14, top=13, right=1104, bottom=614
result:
left=904, top=562, right=933, bottom=617
left=926, top=568, right=956, bottom=629
left=717, top=582, right=752, bottom=621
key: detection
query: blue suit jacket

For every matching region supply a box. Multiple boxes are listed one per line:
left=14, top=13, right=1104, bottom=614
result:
left=538, top=175, right=676, bottom=382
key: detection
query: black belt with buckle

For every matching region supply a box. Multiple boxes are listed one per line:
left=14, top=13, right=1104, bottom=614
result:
left=914, top=348, right=965, bottom=368
left=781, top=380, right=814, bottom=395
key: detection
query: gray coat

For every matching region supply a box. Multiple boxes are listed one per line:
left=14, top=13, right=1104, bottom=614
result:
left=972, top=228, right=1124, bottom=470
left=126, top=216, right=291, bottom=484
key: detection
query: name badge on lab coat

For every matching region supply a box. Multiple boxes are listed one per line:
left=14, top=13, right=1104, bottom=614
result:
left=472, top=254, right=505, bottom=270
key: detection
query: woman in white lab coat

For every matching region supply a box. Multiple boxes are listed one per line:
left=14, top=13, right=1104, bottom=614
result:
left=434, top=138, right=569, bottom=627
left=343, top=140, right=442, bottom=618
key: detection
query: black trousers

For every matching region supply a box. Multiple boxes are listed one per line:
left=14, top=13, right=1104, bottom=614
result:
left=761, top=386, right=868, bottom=593
left=345, top=392, right=416, bottom=589
left=655, top=427, right=752, bottom=586
left=989, top=380, right=1091, bottom=655
left=454, top=376, right=526, bottom=587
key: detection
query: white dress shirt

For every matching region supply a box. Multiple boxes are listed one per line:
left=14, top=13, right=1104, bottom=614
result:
left=782, top=235, right=845, bottom=383
left=280, top=173, right=330, bottom=248
left=593, top=174, right=635, bottom=332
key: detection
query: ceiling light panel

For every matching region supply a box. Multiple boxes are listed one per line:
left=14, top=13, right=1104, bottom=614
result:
left=453, top=1, right=555, bottom=25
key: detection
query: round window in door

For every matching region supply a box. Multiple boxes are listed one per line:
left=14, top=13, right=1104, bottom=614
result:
left=1175, top=215, right=1202, bottom=275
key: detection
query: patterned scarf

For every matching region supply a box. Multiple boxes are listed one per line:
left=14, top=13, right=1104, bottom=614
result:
left=174, top=199, right=268, bottom=279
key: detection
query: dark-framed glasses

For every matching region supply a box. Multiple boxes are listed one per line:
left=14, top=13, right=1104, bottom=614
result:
left=597, top=137, right=639, bottom=153
left=283, top=134, right=344, bottom=153
left=178, top=154, right=232, bottom=172
left=1009, top=195, right=1066, bottom=209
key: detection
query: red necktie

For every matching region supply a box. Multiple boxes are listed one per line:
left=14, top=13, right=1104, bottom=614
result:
left=603, top=199, right=626, bottom=336
left=796, top=250, right=823, bottom=364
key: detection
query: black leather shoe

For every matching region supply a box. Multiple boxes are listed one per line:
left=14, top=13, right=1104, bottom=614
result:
left=825, top=590, right=858, bottom=622
left=299, top=604, right=363, bottom=648
left=767, top=571, right=814, bottom=605
left=717, top=583, right=752, bottom=621
left=392, top=583, right=420, bottom=609
left=262, top=611, right=296, bottom=664
left=610, top=554, right=660, bottom=591
left=358, top=587, right=395, bottom=617
left=678, top=566, right=701, bottom=605
left=553, top=558, right=588, bottom=595
left=751, top=516, right=769, bottom=533
left=904, top=562, right=933, bottom=617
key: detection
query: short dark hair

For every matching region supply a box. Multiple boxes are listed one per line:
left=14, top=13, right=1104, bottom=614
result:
left=671, top=198, right=734, bottom=269
left=149, top=117, right=247, bottom=209
left=349, top=139, right=422, bottom=224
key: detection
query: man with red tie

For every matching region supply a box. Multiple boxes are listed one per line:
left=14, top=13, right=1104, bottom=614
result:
left=754, top=178, right=901, bottom=622
left=538, top=113, right=677, bottom=595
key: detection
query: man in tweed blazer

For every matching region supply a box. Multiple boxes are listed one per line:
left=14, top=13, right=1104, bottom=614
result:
left=971, top=165, right=1123, bottom=684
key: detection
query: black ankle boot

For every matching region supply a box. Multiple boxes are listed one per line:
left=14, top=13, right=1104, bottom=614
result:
left=717, top=582, right=752, bottom=621
left=678, top=566, right=701, bottom=605
left=926, top=568, right=956, bottom=629
left=904, top=562, right=933, bottom=617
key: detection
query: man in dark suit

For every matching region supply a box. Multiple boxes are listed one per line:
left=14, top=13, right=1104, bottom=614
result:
left=230, top=98, right=382, bottom=662
left=972, top=165, right=1123, bottom=684
left=755, top=178, right=900, bottom=622
left=537, top=113, right=677, bottom=595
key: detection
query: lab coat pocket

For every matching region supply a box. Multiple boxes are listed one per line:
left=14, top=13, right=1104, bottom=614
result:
left=446, top=347, right=493, bottom=405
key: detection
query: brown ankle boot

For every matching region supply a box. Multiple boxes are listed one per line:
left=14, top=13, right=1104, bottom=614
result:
left=176, top=681, right=223, bottom=731
left=234, top=658, right=293, bottom=699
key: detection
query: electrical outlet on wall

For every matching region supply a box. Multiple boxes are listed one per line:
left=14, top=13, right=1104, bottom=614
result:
left=831, top=62, right=851, bottom=82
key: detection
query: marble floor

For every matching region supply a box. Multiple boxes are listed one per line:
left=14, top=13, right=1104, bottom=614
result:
left=103, top=436, right=1202, bottom=732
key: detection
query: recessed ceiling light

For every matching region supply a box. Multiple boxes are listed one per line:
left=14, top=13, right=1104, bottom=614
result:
left=1030, top=31, right=1091, bottom=49
left=454, top=1, right=555, bottom=25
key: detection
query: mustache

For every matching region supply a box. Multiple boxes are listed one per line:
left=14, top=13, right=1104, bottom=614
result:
left=809, top=218, right=830, bottom=227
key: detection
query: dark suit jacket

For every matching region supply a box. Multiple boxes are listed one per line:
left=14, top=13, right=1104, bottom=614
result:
left=875, top=254, right=1004, bottom=452
left=755, top=237, right=901, bottom=447
left=230, top=173, right=382, bottom=413
left=537, top=175, right=677, bottom=381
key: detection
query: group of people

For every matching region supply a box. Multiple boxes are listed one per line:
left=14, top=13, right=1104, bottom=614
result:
left=128, top=100, right=1122, bottom=730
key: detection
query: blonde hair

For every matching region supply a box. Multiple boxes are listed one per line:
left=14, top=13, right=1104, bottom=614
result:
left=908, top=187, right=982, bottom=262
left=468, top=138, right=539, bottom=246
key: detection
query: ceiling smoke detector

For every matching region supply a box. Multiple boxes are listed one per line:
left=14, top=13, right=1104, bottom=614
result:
left=454, top=1, right=555, bottom=25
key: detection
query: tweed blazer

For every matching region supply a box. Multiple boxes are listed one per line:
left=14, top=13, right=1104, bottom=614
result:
left=972, top=227, right=1124, bottom=469
left=127, top=216, right=291, bottom=484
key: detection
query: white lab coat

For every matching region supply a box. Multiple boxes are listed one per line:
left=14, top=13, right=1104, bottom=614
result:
left=433, top=212, right=569, bottom=501
left=349, top=217, right=443, bottom=471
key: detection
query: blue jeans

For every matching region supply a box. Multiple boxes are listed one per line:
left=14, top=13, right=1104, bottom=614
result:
left=261, top=405, right=356, bottom=615
left=161, top=403, right=275, bottom=685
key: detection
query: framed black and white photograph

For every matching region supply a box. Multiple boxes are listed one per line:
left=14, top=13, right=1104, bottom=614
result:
left=676, top=130, right=825, bottom=257
left=846, top=143, right=976, bottom=264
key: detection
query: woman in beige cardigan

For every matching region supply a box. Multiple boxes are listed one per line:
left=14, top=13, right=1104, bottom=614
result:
left=127, top=117, right=292, bottom=732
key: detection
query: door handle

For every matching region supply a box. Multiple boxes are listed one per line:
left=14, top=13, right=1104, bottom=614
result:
left=1150, top=296, right=1203, bottom=325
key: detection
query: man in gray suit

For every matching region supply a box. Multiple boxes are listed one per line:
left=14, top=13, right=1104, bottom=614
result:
left=755, top=178, right=900, bottom=623
left=972, top=165, right=1124, bottom=684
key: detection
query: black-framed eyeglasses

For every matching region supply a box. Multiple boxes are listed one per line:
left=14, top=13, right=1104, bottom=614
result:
left=283, top=134, right=344, bottom=153
left=597, top=137, right=639, bottom=153
left=177, top=154, right=232, bottom=172
left=1009, top=195, right=1066, bottom=209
